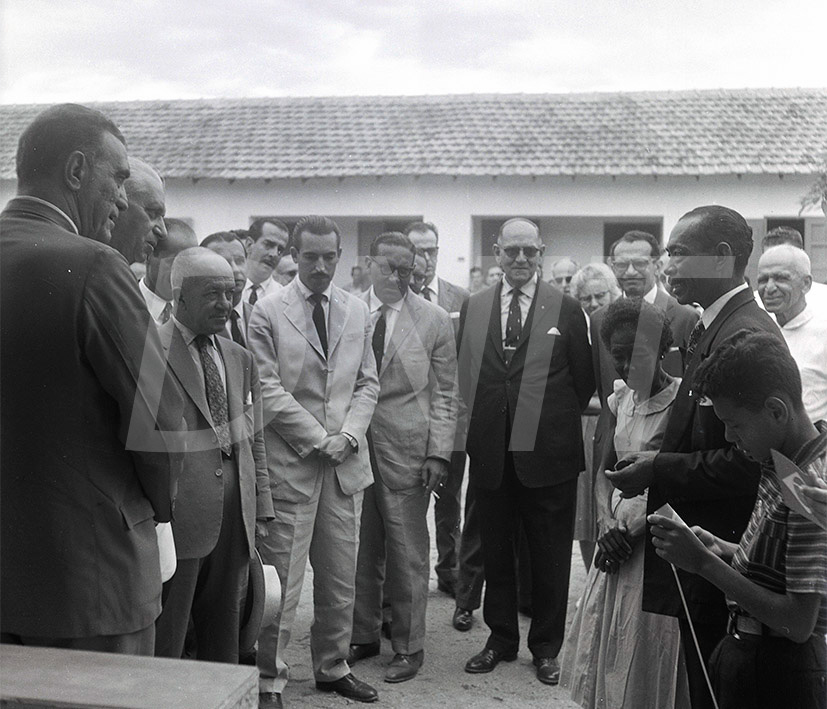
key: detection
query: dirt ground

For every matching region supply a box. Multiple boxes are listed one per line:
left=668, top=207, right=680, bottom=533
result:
left=276, top=492, right=586, bottom=709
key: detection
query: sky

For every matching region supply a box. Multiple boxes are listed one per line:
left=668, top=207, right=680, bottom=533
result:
left=2, top=0, right=825, bottom=104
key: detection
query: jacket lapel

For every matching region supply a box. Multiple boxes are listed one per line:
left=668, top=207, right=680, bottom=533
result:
left=283, top=281, right=326, bottom=360
left=486, top=281, right=506, bottom=362
left=216, top=337, right=244, bottom=449
left=326, top=285, right=347, bottom=358
left=382, top=295, right=420, bottom=375
left=162, top=322, right=214, bottom=426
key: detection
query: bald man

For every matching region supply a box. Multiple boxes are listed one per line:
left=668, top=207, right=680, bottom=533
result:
left=154, top=247, right=273, bottom=663
left=109, top=158, right=168, bottom=265
left=758, top=245, right=827, bottom=423
left=139, top=218, right=198, bottom=325
left=549, top=258, right=578, bottom=296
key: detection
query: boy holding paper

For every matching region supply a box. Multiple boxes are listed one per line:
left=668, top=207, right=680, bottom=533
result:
left=649, top=329, right=826, bottom=709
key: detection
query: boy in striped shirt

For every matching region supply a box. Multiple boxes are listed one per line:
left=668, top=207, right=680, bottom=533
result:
left=649, top=329, right=826, bottom=709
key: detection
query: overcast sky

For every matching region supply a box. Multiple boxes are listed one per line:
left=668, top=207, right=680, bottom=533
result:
left=2, top=0, right=825, bottom=103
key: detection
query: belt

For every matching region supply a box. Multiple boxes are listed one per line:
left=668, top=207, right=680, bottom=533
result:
left=727, top=610, right=786, bottom=639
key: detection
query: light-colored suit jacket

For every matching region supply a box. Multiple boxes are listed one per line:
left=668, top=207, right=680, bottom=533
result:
left=159, top=321, right=274, bottom=559
left=247, top=279, right=380, bottom=502
left=361, top=291, right=459, bottom=490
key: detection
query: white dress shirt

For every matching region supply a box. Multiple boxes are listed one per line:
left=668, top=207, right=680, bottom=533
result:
left=778, top=304, right=827, bottom=424
left=368, top=288, right=405, bottom=354
left=242, top=276, right=282, bottom=305
left=500, top=273, right=538, bottom=343
left=139, top=278, right=172, bottom=325
left=643, top=284, right=658, bottom=304
left=294, top=277, right=332, bottom=328
left=421, top=276, right=440, bottom=303
left=173, top=317, right=227, bottom=392
left=700, top=282, right=749, bottom=329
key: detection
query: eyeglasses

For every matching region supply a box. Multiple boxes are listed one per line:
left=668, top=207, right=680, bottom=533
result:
left=500, top=246, right=541, bottom=260
left=578, top=292, right=609, bottom=305
left=554, top=275, right=573, bottom=285
left=416, top=247, right=439, bottom=259
left=368, top=258, right=413, bottom=280
left=610, top=258, right=652, bottom=273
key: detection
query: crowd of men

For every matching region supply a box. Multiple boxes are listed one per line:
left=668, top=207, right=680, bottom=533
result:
left=1, top=103, right=826, bottom=709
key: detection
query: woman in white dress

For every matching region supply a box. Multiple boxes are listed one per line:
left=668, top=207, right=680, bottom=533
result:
left=561, top=299, right=690, bottom=709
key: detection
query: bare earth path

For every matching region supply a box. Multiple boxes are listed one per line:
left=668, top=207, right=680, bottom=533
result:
left=277, top=492, right=586, bottom=709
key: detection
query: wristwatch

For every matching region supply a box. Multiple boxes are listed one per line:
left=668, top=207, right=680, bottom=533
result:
left=341, top=432, right=359, bottom=452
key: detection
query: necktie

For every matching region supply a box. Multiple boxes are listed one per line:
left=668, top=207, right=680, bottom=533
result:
left=685, top=321, right=706, bottom=370
left=248, top=284, right=259, bottom=306
left=195, top=335, right=232, bottom=456
left=504, top=288, right=522, bottom=365
left=230, top=310, right=246, bottom=347
left=310, top=293, right=328, bottom=357
left=423, top=287, right=432, bottom=302
left=372, top=306, right=387, bottom=370
left=159, top=301, right=172, bottom=324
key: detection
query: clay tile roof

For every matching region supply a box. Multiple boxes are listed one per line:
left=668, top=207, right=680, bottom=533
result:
left=1, top=88, right=825, bottom=180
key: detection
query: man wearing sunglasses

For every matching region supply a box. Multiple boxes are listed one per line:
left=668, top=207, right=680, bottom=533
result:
left=350, top=232, right=458, bottom=683
left=403, top=221, right=469, bottom=603
left=242, top=218, right=289, bottom=320
left=458, top=218, right=594, bottom=685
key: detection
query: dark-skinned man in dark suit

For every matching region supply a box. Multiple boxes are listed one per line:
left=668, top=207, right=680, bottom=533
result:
left=458, top=218, right=594, bottom=685
left=607, top=205, right=785, bottom=709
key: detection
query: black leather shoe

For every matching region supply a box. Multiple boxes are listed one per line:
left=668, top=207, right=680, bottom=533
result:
left=258, top=692, right=283, bottom=709
left=533, top=656, right=560, bottom=685
left=347, top=640, right=380, bottom=665
left=316, top=673, right=379, bottom=703
left=384, top=650, right=424, bottom=683
left=452, top=607, right=473, bottom=632
left=464, top=647, right=518, bottom=673
left=437, top=579, right=456, bottom=598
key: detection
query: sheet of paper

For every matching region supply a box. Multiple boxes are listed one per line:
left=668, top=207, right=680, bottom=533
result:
left=770, top=449, right=820, bottom=526
left=653, top=502, right=688, bottom=527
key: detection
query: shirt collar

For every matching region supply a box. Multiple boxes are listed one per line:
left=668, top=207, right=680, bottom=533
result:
left=424, top=276, right=440, bottom=299
left=14, top=195, right=79, bottom=235
left=502, top=273, right=538, bottom=298
left=139, top=278, right=171, bottom=321
left=172, top=316, right=216, bottom=349
left=780, top=303, right=813, bottom=331
left=643, top=284, right=659, bottom=304
left=700, top=282, right=749, bottom=329
left=369, top=287, right=405, bottom=314
left=295, top=276, right=332, bottom=302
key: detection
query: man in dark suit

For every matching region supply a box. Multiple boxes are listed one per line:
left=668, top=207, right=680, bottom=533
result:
left=154, top=247, right=274, bottom=663
left=607, top=205, right=784, bottom=709
left=404, top=220, right=469, bottom=599
left=0, top=104, right=182, bottom=654
left=109, top=157, right=168, bottom=265
left=459, top=218, right=594, bottom=684
left=139, top=218, right=197, bottom=326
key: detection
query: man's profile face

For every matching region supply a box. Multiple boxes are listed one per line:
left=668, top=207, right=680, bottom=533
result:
left=76, top=131, right=130, bottom=243
left=110, top=167, right=167, bottom=264
left=206, top=239, right=248, bottom=307
left=410, top=253, right=428, bottom=294
left=367, top=243, right=415, bottom=304
left=757, top=251, right=810, bottom=321
left=663, top=217, right=715, bottom=306
left=178, top=274, right=235, bottom=335
left=246, top=223, right=289, bottom=284
left=494, top=221, right=544, bottom=289
left=147, top=226, right=196, bottom=301
left=611, top=240, right=658, bottom=298
left=293, top=230, right=340, bottom=295
left=407, top=229, right=439, bottom=283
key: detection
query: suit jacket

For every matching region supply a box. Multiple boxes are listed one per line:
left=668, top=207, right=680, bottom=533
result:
left=458, top=279, right=595, bottom=490
left=435, top=277, right=469, bottom=321
left=247, top=279, right=380, bottom=502
left=0, top=197, right=183, bottom=638
left=643, top=287, right=784, bottom=624
left=159, top=321, right=274, bottom=559
left=360, top=291, right=458, bottom=490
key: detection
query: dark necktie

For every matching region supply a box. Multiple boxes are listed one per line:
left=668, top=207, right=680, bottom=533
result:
left=159, top=301, right=172, bottom=324
left=684, top=321, right=706, bottom=371
left=504, top=288, right=522, bottom=365
left=310, top=293, right=328, bottom=357
left=372, top=306, right=387, bottom=370
left=423, top=287, right=432, bottom=302
left=230, top=310, right=246, bottom=347
left=195, top=335, right=232, bottom=456
left=248, top=284, right=259, bottom=306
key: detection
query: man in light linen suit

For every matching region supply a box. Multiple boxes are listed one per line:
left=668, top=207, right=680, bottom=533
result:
left=349, top=233, right=458, bottom=683
left=248, top=216, right=380, bottom=708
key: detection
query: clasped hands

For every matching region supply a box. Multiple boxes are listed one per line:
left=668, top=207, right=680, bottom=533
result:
left=315, top=433, right=354, bottom=466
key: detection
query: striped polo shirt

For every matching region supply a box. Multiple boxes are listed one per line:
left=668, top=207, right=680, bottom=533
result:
left=730, top=422, right=827, bottom=637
